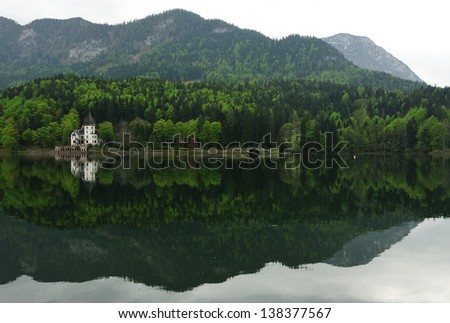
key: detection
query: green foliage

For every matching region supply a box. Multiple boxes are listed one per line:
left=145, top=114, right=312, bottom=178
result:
left=417, top=116, right=448, bottom=151
left=0, top=10, right=420, bottom=91
left=60, top=108, right=80, bottom=145
left=198, top=121, right=222, bottom=142
left=0, top=75, right=449, bottom=152
left=97, top=121, right=114, bottom=143
left=152, top=119, right=176, bottom=142
left=129, top=117, right=152, bottom=142
left=1, top=117, right=19, bottom=150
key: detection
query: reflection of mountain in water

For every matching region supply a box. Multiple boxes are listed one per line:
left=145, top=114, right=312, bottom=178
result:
left=1, top=156, right=450, bottom=291
left=324, top=221, right=419, bottom=267
left=0, top=212, right=422, bottom=291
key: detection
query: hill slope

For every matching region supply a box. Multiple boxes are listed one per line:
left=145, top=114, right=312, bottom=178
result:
left=0, top=10, right=418, bottom=90
left=323, top=33, right=423, bottom=83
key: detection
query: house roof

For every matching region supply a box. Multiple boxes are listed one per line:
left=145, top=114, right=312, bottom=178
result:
left=83, top=111, right=96, bottom=126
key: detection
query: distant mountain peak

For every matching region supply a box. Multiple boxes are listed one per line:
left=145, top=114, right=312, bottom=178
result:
left=323, top=33, right=423, bottom=83
left=0, top=10, right=419, bottom=90
left=0, top=16, right=19, bottom=26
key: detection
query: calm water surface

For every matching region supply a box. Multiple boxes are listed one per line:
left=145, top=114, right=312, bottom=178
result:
left=0, top=155, right=449, bottom=302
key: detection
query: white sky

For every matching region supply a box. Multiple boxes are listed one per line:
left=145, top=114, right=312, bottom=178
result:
left=2, top=0, right=450, bottom=87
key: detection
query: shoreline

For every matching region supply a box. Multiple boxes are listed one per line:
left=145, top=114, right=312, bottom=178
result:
left=1, top=147, right=450, bottom=158
left=0, top=148, right=55, bottom=157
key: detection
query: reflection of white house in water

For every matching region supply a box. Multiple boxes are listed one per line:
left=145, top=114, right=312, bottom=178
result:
left=71, top=157, right=99, bottom=183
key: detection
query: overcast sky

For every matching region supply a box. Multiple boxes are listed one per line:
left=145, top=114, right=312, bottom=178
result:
left=2, top=0, right=449, bottom=87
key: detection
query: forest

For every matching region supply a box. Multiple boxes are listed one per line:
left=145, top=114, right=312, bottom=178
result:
left=0, top=9, right=419, bottom=90
left=1, top=74, right=450, bottom=153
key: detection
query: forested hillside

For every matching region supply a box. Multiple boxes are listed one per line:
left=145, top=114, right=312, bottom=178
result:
left=1, top=75, right=449, bottom=152
left=0, top=10, right=418, bottom=90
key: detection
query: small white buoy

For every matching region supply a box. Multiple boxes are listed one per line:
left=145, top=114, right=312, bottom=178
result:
left=353, top=155, right=356, bottom=159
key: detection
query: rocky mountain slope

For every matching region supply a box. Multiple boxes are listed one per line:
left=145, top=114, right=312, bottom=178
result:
left=0, top=10, right=418, bottom=90
left=323, top=33, right=423, bottom=83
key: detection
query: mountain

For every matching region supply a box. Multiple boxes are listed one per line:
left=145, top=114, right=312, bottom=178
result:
left=0, top=10, right=418, bottom=90
left=323, top=33, right=423, bottom=83
left=325, top=221, right=419, bottom=267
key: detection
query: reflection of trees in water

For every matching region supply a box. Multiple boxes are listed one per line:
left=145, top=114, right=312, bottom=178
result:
left=0, top=156, right=450, bottom=227
left=0, top=156, right=449, bottom=290
left=0, top=213, right=425, bottom=291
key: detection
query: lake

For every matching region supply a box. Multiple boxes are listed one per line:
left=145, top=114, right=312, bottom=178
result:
left=0, top=155, right=449, bottom=302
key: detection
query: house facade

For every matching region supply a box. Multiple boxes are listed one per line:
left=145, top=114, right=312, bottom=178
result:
left=70, top=112, right=99, bottom=147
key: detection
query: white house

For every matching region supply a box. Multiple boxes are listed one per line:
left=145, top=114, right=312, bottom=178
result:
left=71, top=112, right=99, bottom=147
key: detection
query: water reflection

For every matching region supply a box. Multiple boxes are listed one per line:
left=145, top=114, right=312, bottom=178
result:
left=2, top=212, right=416, bottom=292
left=0, top=155, right=449, bottom=301
left=324, top=222, right=419, bottom=267
left=70, top=158, right=99, bottom=183
left=1, top=218, right=449, bottom=302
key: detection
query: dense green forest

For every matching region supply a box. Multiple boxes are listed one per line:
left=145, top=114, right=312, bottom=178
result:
left=1, top=74, right=449, bottom=152
left=0, top=9, right=420, bottom=90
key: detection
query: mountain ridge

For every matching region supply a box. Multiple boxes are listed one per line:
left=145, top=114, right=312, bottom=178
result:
left=323, top=33, right=423, bottom=83
left=0, top=9, right=419, bottom=90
